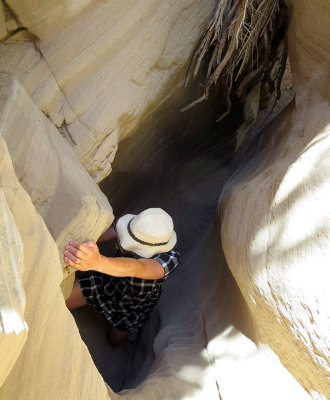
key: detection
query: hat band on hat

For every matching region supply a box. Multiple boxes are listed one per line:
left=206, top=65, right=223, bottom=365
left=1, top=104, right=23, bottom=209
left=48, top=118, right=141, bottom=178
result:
left=127, top=219, right=169, bottom=247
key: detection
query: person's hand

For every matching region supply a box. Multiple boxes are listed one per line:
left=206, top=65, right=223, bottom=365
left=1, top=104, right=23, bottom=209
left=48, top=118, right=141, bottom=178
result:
left=64, top=241, right=103, bottom=271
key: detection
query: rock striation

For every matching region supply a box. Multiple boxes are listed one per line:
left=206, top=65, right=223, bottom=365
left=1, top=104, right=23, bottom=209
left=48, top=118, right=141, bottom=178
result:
left=0, top=72, right=113, bottom=297
left=3, top=0, right=215, bottom=182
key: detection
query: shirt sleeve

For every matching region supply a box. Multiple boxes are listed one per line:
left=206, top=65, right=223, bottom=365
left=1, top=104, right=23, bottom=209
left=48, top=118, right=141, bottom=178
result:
left=153, top=248, right=180, bottom=278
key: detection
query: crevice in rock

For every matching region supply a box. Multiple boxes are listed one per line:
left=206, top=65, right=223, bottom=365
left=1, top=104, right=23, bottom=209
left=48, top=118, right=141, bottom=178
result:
left=30, top=40, right=95, bottom=151
left=0, top=1, right=39, bottom=43
left=2, top=0, right=22, bottom=27
left=0, top=26, right=26, bottom=43
left=58, top=121, right=77, bottom=146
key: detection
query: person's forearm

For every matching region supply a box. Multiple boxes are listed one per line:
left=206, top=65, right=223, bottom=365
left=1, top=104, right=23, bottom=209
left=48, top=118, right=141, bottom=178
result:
left=95, top=256, right=164, bottom=280
left=63, top=240, right=164, bottom=279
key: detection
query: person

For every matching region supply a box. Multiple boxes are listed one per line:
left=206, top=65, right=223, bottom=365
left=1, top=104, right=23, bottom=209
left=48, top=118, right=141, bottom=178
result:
left=64, top=208, right=180, bottom=346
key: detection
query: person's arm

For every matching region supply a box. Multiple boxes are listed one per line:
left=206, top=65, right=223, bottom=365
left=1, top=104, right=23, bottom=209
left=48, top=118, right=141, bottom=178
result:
left=97, top=226, right=117, bottom=242
left=64, top=241, right=164, bottom=279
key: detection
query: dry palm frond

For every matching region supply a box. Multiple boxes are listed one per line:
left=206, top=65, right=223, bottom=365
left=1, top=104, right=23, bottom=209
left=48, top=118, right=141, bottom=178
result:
left=183, top=0, right=288, bottom=120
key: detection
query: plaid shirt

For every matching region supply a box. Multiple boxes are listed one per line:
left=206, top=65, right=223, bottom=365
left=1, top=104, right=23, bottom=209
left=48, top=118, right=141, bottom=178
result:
left=77, top=248, right=180, bottom=333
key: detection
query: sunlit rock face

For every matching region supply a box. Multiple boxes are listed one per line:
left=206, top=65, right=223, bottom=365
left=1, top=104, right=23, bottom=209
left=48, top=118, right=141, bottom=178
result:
left=0, top=188, right=27, bottom=388
left=0, top=138, right=121, bottom=400
left=3, top=0, right=215, bottom=182
left=220, top=0, right=330, bottom=397
left=0, top=73, right=113, bottom=297
left=0, top=63, right=114, bottom=398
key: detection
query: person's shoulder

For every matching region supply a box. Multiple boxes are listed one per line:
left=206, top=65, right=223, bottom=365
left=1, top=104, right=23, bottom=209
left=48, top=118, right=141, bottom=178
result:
left=152, top=248, right=180, bottom=278
left=154, top=247, right=180, bottom=260
left=169, top=247, right=180, bottom=259
left=152, top=248, right=180, bottom=268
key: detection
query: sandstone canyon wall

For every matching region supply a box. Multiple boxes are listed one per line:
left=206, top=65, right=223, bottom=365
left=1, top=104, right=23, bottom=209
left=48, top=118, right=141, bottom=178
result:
left=1, top=0, right=214, bottom=182
left=220, top=0, right=330, bottom=397
left=0, top=0, right=329, bottom=399
left=0, top=1, right=215, bottom=399
left=0, top=137, right=117, bottom=399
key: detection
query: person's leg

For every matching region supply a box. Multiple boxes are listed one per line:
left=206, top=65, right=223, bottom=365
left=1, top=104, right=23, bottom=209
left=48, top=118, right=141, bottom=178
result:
left=65, top=277, right=87, bottom=310
left=107, top=324, right=128, bottom=347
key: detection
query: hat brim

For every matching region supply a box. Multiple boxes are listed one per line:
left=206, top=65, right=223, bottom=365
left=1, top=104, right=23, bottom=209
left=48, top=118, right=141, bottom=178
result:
left=115, top=214, right=177, bottom=258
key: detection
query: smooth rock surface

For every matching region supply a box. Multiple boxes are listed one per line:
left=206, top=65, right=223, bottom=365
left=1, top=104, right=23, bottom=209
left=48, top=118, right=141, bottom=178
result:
left=0, top=1, right=6, bottom=40
left=0, top=73, right=113, bottom=297
left=0, top=189, right=27, bottom=388
left=220, top=0, right=330, bottom=397
left=5, top=0, right=215, bottom=182
left=0, top=138, right=121, bottom=400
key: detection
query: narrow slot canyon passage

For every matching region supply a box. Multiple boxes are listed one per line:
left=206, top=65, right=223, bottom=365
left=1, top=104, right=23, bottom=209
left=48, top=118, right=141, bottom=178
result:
left=63, top=8, right=304, bottom=396
left=70, top=79, right=299, bottom=398
left=71, top=85, right=245, bottom=392
left=1, top=1, right=329, bottom=399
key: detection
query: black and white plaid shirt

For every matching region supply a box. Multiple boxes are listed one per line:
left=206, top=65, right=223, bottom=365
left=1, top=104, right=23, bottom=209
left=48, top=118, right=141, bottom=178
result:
left=77, top=247, right=180, bottom=334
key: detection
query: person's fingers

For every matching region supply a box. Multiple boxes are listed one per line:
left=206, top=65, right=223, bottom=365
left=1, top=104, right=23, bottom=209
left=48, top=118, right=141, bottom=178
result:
left=84, top=240, right=98, bottom=248
left=77, top=242, right=97, bottom=254
left=64, top=249, right=81, bottom=264
left=69, top=241, right=81, bottom=249
left=68, top=240, right=97, bottom=251
left=65, top=245, right=86, bottom=260
left=64, top=256, right=80, bottom=269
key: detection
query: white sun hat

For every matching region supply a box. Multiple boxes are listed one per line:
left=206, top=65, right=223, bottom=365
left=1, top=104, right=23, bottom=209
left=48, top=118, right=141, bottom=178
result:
left=115, top=208, right=177, bottom=258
